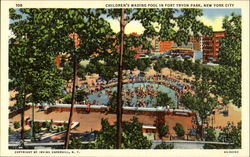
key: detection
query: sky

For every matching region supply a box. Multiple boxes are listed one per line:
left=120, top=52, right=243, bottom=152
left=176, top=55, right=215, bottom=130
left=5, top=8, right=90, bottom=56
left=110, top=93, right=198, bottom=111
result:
left=106, top=8, right=241, bottom=34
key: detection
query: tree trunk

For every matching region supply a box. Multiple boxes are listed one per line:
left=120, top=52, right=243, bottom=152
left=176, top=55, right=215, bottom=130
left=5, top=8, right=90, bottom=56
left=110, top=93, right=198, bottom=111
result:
left=20, top=94, right=25, bottom=141
left=20, top=92, right=26, bottom=147
left=64, top=55, right=78, bottom=149
left=200, top=119, right=204, bottom=140
left=116, top=8, right=125, bottom=149
left=31, top=103, right=35, bottom=141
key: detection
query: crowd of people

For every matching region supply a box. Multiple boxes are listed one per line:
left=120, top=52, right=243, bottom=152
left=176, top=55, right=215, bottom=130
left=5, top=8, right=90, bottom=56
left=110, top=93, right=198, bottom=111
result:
left=63, top=72, right=193, bottom=108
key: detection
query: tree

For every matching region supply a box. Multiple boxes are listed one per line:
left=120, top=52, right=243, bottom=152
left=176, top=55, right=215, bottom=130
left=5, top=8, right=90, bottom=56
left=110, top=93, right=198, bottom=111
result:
left=85, top=51, right=118, bottom=82
left=122, top=117, right=152, bottom=149
left=95, top=118, right=116, bottom=149
left=158, top=124, right=169, bottom=139
left=180, top=78, right=218, bottom=139
left=212, top=13, right=241, bottom=107
left=77, top=64, right=87, bottom=80
left=62, top=93, right=72, bottom=104
left=203, top=122, right=241, bottom=149
left=9, top=9, right=64, bottom=143
left=69, top=137, right=83, bottom=149
left=192, top=59, right=203, bottom=80
left=173, top=123, right=185, bottom=137
left=68, top=137, right=95, bottom=149
left=102, top=8, right=212, bottom=148
left=61, top=62, right=73, bottom=83
left=165, top=58, right=174, bottom=76
left=183, top=59, right=193, bottom=76
left=156, top=91, right=174, bottom=108
left=75, top=89, right=87, bottom=103
left=95, top=117, right=152, bottom=149
left=10, top=8, right=115, bottom=149
left=204, top=127, right=216, bottom=142
left=136, top=58, right=152, bottom=72
left=217, top=121, right=241, bottom=148
left=153, top=57, right=166, bottom=73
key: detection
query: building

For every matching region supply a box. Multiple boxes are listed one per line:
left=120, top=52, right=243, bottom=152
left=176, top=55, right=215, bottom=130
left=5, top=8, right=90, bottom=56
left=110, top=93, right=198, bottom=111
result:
left=189, top=36, right=202, bottom=51
left=202, top=31, right=225, bottom=62
left=55, top=55, right=61, bottom=67
left=159, top=41, right=174, bottom=52
left=154, top=36, right=201, bottom=53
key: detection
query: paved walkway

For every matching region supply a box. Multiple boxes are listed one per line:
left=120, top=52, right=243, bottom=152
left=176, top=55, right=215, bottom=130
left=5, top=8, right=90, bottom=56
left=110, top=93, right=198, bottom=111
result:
left=207, top=104, right=241, bottom=128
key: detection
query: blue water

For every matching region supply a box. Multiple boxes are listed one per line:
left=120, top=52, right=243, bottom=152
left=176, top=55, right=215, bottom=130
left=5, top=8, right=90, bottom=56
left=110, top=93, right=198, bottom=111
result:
left=87, top=82, right=177, bottom=107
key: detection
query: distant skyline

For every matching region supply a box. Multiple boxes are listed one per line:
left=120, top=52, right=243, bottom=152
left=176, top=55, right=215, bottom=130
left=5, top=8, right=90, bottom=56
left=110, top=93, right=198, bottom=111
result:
left=107, top=8, right=241, bottom=34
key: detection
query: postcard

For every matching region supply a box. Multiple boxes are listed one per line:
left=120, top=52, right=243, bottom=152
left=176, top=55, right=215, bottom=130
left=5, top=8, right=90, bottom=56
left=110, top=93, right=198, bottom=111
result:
left=1, top=0, right=249, bottom=157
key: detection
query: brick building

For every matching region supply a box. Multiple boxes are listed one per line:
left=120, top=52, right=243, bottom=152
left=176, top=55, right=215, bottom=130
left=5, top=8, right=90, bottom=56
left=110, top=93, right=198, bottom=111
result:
left=202, top=31, right=225, bottom=62
left=155, top=36, right=201, bottom=53
left=159, top=41, right=175, bottom=52
left=189, top=36, right=202, bottom=51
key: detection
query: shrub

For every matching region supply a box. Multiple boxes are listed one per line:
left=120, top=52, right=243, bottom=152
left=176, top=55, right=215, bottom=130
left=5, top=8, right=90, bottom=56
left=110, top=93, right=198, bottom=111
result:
left=204, top=127, right=216, bottom=141
left=63, top=93, right=72, bottom=104
left=158, top=124, right=169, bottom=139
left=33, top=122, right=42, bottom=133
left=154, top=141, right=174, bottom=149
left=69, top=137, right=83, bottom=149
left=9, top=127, right=15, bottom=134
left=42, top=120, right=52, bottom=129
left=13, top=121, right=20, bottom=129
left=57, top=125, right=65, bottom=132
left=173, top=123, right=185, bottom=137
left=24, top=129, right=31, bottom=139
left=52, top=125, right=58, bottom=131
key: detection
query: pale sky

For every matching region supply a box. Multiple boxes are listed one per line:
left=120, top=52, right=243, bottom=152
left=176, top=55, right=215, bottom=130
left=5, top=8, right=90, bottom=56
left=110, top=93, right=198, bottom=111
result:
left=106, top=9, right=241, bottom=34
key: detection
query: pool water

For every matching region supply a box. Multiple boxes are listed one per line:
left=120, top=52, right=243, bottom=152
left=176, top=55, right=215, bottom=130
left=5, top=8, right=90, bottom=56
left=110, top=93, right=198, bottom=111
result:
left=87, top=82, right=177, bottom=108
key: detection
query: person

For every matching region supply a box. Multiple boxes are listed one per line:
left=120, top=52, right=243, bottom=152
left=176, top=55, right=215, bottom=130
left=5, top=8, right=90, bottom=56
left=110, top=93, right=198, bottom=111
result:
left=105, top=105, right=111, bottom=114
left=86, top=103, right=91, bottom=113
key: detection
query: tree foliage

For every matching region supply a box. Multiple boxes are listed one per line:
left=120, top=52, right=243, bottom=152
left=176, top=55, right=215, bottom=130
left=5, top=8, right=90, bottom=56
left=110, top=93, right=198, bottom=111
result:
left=217, top=121, right=241, bottom=148
left=180, top=78, right=217, bottom=139
left=203, top=122, right=241, bottom=149
left=204, top=127, right=217, bottom=142
left=9, top=9, right=65, bottom=141
left=75, top=89, right=87, bottom=103
left=69, top=137, right=95, bottom=149
left=173, top=123, right=185, bottom=137
left=91, top=8, right=212, bottom=81
left=77, top=64, right=87, bottom=80
left=136, top=58, right=152, bottom=72
left=156, top=91, right=174, bottom=108
left=153, top=58, right=166, bottom=73
left=213, top=13, right=241, bottom=107
left=154, top=141, right=174, bottom=149
left=107, top=91, right=118, bottom=110
left=61, top=62, right=73, bottom=82
left=158, top=124, right=169, bottom=139
left=95, top=117, right=152, bottom=149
